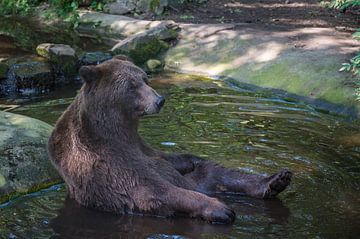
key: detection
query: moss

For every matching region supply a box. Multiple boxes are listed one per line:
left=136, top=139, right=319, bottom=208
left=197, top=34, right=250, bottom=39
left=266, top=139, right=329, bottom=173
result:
left=146, top=59, right=163, bottom=72
left=0, top=179, right=63, bottom=205
left=149, top=0, right=161, bottom=12
left=224, top=56, right=356, bottom=107
left=0, top=173, right=5, bottom=187
left=117, top=38, right=168, bottom=66
left=0, top=62, right=9, bottom=79
left=50, top=54, right=78, bottom=76
left=36, top=44, right=51, bottom=58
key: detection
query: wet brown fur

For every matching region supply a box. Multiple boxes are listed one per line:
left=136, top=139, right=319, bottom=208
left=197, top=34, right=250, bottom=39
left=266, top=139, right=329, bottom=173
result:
left=48, top=56, right=292, bottom=224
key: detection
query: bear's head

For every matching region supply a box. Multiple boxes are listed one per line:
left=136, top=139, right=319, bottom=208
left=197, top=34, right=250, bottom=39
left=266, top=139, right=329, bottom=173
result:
left=78, top=55, right=165, bottom=119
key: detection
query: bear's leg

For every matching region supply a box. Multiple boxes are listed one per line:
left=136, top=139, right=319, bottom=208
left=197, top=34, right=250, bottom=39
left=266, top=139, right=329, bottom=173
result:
left=131, top=183, right=235, bottom=224
left=159, top=153, right=292, bottom=198
left=184, top=161, right=292, bottom=199
left=163, top=185, right=236, bottom=224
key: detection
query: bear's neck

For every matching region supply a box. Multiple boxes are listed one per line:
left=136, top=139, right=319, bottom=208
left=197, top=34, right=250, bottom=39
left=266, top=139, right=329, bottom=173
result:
left=77, top=102, right=141, bottom=145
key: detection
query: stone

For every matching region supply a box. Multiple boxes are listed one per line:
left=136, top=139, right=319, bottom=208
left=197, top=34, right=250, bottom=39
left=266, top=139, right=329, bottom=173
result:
left=104, top=0, right=136, bottom=15
left=164, top=24, right=360, bottom=118
left=78, top=52, right=113, bottom=66
left=36, top=43, right=77, bottom=76
left=145, top=21, right=179, bottom=41
left=111, top=32, right=169, bottom=65
left=111, top=22, right=177, bottom=65
left=145, top=59, right=163, bottom=72
left=136, top=0, right=184, bottom=15
left=77, top=11, right=179, bottom=40
left=0, top=111, right=60, bottom=203
left=3, top=56, right=55, bottom=94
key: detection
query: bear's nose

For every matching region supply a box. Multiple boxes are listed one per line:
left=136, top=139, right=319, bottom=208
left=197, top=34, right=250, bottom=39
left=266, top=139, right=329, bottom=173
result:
left=156, top=96, right=165, bottom=108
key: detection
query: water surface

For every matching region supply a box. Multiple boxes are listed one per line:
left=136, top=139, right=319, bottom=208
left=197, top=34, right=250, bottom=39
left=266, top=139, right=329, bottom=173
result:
left=0, top=73, right=360, bottom=238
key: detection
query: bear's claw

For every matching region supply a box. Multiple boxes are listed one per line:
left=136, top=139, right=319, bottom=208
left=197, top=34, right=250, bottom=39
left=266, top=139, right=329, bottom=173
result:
left=198, top=200, right=236, bottom=224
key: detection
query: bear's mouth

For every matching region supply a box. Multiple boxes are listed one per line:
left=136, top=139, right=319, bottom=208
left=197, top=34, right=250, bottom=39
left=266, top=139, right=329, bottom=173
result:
left=142, top=103, right=164, bottom=116
left=140, top=96, right=165, bottom=117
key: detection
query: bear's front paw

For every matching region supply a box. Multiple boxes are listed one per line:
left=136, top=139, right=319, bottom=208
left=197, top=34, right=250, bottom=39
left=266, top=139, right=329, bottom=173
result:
left=196, top=199, right=235, bottom=224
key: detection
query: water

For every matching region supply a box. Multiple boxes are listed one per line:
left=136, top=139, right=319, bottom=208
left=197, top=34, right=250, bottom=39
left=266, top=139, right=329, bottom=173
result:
left=0, top=73, right=359, bottom=238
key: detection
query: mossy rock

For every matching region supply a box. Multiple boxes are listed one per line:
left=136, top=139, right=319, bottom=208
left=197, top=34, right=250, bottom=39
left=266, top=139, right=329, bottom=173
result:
left=0, top=111, right=61, bottom=204
left=136, top=0, right=184, bottom=15
left=145, top=59, right=163, bottom=72
left=78, top=52, right=113, bottom=66
left=36, top=43, right=78, bottom=77
left=3, top=56, right=55, bottom=94
left=112, top=33, right=169, bottom=65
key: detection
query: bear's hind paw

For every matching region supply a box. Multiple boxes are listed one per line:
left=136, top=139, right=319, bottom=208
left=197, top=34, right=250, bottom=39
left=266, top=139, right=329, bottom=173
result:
left=262, top=169, right=292, bottom=199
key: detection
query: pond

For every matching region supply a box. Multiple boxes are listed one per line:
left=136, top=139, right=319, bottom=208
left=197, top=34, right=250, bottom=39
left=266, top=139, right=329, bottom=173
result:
left=0, top=73, right=359, bottom=238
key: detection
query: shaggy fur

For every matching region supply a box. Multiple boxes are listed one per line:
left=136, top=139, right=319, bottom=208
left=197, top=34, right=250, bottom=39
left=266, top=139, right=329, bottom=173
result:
left=48, top=56, right=292, bottom=224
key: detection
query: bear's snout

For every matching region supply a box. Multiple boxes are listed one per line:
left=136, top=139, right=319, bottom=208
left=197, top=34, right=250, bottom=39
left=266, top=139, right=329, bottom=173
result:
left=156, top=96, right=165, bottom=109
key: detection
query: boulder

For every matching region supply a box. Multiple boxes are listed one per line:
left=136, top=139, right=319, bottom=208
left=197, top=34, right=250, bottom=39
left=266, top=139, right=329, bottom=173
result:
left=112, top=33, right=168, bottom=65
left=165, top=24, right=360, bottom=118
left=104, top=0, right=136, bottom=15
left=136, top=0, right=192, bottom=14
left=36, top=43, right=77, bottom=77
left=3, top=56, right=55, bottom=94
left=77, top=11, right=179, bottom=40
left=78, top=52, right=113, bottom=66
left=103, top=0, right=186, bottom=15
left=111, top=22, right=178, bottom=65
left=0, top=111, right=60, bottom=203
left=136, top=0, right=169, bottom=15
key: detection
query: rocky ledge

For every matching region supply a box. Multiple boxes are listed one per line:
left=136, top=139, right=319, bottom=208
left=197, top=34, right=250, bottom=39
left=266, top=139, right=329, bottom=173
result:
left=0, top=111, right=60, bottom=204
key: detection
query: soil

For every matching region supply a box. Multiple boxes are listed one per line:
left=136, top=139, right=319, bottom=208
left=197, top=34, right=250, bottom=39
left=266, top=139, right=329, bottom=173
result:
left=140, top=0, right=359, bottom=32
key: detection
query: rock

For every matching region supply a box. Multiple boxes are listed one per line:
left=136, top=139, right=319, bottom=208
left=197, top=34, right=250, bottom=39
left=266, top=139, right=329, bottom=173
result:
left=104, top=0, right=136, bottom=15
left=136, top=0, right=185, bottom=15
left=78, top=52, right=113, bottom=66
left=0, top=111, right=60, bottom=203
left=111, top=22, right=178, bottom=65
left=36, top=43, right=77, bottom=77
left=112, top=33, right=169, bottom=65
left=145, top=59, right=163, bottom=72
left=0, top=62, right=9, bottom=79
left=77, top=11, right=179, bottom=40
left=3, top=56, right=55, bottom=94
left=146, top=21, right=179, bottom=41
left=136, top=0, right=168, bottom=15
left=165, top=24, right=360, bottom=118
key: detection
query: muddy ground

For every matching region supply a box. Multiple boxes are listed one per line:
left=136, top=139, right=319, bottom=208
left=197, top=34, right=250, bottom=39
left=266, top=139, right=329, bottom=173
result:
left=140, top=0, right=359, bottom=32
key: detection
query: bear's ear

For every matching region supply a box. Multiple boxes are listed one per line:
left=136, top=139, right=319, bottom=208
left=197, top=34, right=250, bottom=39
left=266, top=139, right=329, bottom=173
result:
left=79, top=65, right=99, bottom=83
left=113, top=55, right=132, bottom=62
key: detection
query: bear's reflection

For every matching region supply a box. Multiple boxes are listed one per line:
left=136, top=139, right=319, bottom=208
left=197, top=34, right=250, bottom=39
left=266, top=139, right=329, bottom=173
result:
left=50, top=196, right=290, bottom=239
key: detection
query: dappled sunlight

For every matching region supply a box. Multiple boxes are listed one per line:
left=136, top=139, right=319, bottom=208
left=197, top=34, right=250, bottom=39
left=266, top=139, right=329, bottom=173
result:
left=165, top=21, right=359, bottom=112
left=234, top=42, right=284, bottom=64
left=79, top=11, right=161, bottom=38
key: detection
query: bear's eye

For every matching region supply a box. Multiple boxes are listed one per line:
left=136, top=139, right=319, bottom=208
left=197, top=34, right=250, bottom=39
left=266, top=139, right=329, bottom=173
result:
left=127, top=81, right=138, bottom=91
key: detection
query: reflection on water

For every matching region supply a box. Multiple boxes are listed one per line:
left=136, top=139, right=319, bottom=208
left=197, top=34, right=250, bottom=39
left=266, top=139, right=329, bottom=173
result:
left=1, top=73, right=360, bottom=238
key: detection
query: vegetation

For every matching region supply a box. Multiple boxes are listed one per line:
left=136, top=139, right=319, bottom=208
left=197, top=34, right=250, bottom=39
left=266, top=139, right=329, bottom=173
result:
left=0, top=0, right=106, bottom=27
left=328, top=0, right=360, bottom=99
left=339, top=29, right=360, bottom=79
left=329, top=0, right=360, bottom=9
left=0, top=0, right=41, bottom=15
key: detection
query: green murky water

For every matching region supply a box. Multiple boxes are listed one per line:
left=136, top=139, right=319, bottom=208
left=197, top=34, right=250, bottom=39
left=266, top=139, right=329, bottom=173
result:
left=0, top=73, right=360, bottom=238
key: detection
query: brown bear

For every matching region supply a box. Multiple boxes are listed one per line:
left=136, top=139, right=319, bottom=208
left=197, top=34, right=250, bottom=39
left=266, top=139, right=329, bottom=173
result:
left=48, top=56, right=292, bottom=224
